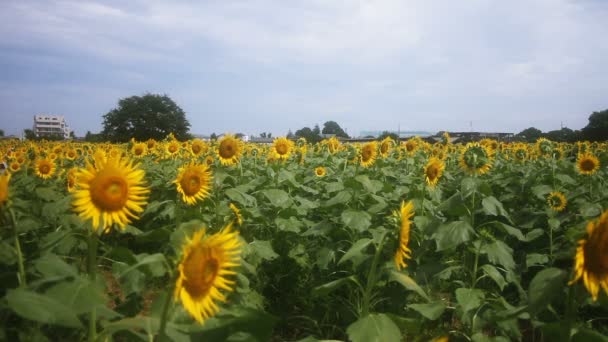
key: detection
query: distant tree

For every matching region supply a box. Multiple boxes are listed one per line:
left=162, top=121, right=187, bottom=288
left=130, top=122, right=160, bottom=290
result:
left=235, top=133, right=245, bottom=139
left=582, top=109, right=608, bottom=141
left=69, top=131, right=76, bottom=139
left=322, top=121, right=349, bottom=138
left=23, top=129, right=36, bottom=140
left=0, top=129, right=4, bottom=137
left=259, top=132, right=273, bottom=139
left=313, top=124, right=321, bottom=136
left=378, top=131, right=399, bottom=141
left=545, top=127, right=580, bottom=143
left=295, top=126, right=322, bottom=143
left=286, top=130, right=295, bottom=139
left=210, top=133, right=218, bottom=141
left=515, top=127, right=543, bottom=143
left=85, top=131, right=103, bottom=142
left=101, top=93, right=190, bottom=142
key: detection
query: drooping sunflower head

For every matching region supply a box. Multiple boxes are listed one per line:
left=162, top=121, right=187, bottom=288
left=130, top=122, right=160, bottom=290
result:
left=131, top=143, right=147, bottom=157
left=314, top=166, right=326, bottom=177
left=512, top=144, right=529, bottom=162
left=536, top=138, right=553, bottom=157
left=34, top=158, right=56, bottom=179
left=175, top=163, right=213, bottom=206
left=547, top=191, right=567, bottom=212
left=190, top=139, right=208, bottom=157
left=0, top=172, right=11, bottom=207
left=394, top=200, right=415, bottom=270
left=570, top=210, right=608, bottom=301
left=360, top=141, right=378, bottom=168
left=325, top=137, right=341, bottom=154
left=576, top=153, right=600, bottom=176
left=458, top=143, right=493, bottom=175
left=217, top=134, right=243, bottom=166
left=379, top=137, right=394, bottom=157
left=229, top=203, right=243, bottom=225
left=175, top=225, right=242, bottom=323
left=72, top=155, right=149, bottom=232
left=271, top=137, right=294, bottom=161
left=424, top=157, right=445, bottom=188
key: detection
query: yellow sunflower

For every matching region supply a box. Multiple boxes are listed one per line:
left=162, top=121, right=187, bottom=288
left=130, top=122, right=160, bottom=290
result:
left=65, top=148, right=78, bottom=161
left=325, top=137, right=341, bottom=154
left=314, top=166, right=326, bottom=177
left=34, top=158, right=56, bottom=179
left=217, top=134, right=243, bottom=166
left=146, top=139, right=157, bottom=150
left=72, top=155, right=149, bottom=231
left=394, top=200, right=415, bottom=270
left=67, top=167, right=78, bottom=193
left=547, top=191, right=567, bottom=212
left=190, top=139, right=208, bottom=157
left=379, top=137, right=393, bottom=158
left=174, top=225, right=242, bottom=323
left=229, top=203, right=243, bottom=225
left=403, top=139, right=418, bottom=156
left=360, top=141, right=378, bottom=168
left=570, top=210, right=608, bottom=301
left=271, top=137, right=294, bottom=161
left=204, top=155, right=215, bottom=166
left=131, top=142, right=147, bottom=157
left=424, top=157, right=445, bottom=188
left=166, top=140, right=181, bottom=158
left=0, top=173, right=10, bottom=207
left=458, top=143, right=493, bottom=175
left=175, top=163, right=213, bottom=206
left=576, top=153, right=600, bottom=176
left=8, top=161, right=21, bottom=173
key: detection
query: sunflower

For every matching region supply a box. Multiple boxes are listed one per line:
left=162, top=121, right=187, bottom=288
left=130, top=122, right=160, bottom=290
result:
left=8, top=161, right=21, bottom=173
left=379, top=137, right=393, bottom=158
left=403, top=139, right=418, bottom=156
left=34, top=158, right=56, bottom=179
left=547, top=191, right=567, bottom=212
left=271, top=137, right=294, bottom=161
left=458, top=143, right=493, bottom=175
left=325, top=137, right=341, bottom=154
left=229, top=203, right=243, bottom=225
left=512, top=144, right=529, bottom=162
left=146, top=139, right=157, bottom=150
left=0, top=173, right=10, bottom=207
left=204, top=155, right=215, bottom=166
left=570, top=210, right=608, bottom=301
left=72, top=154, right=149, bottom=231
left=442, top=132, right=451, bottom=145
left=190, top=139, right=208, bottom=157
left=65, top=148, right=78, bottom=161
left=175, top=163, right=213, bottom=206
left=314, top=166, right=326, bottom=177
left=536, top=138, right=553, bottom=157
left=217, top=134, right=243, bottom=166
left=166, top=140, right=181, bottom=158
left=424, top=157, right=445, bottom=188
left=360, top=141, right=378, bottom=168
left=131, top=143, right=147, bottom=157
left=174, top=225, right=242, bottom=323
left=67, top=167, right=78, bottom=192
left=394, top=201, right=415, bottom=270
left=576, top=153, right=600, bottom=175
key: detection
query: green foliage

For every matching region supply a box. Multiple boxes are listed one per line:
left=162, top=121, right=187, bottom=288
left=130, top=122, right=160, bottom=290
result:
left=321, top=120, right=349, bottom=138
left=582, top=109, right=608, bottom=141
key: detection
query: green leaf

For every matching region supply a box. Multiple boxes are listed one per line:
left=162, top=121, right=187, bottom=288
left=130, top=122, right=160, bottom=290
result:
left=455, top=288, right=485, bottom=312
left=6, top=288, right=83, bottom=328
left=225, top=188, right=257, bottom=207
left=572, top=328, right=608, bottom=342
left=461, top=177, right=477, bottom=198
left=438, top=193, right=469, bottom=216
left=338, top=238, right=372, bottom=265
left=580, top=203, right=602, bottom=218
left=275, top=216, right=303, bottom=233
left=355, top=175, right=383, bottom=194
left=480, top=264, right=507, bottom=291
left=482, top=196, right=510, bottom=220
left=341, top=210, right=371, bottom=232
left=324, top=191, right=351, bottom=206
left=262, top=189, right=292, bottom=208
left=45, top=277, right=106, bottom=315
left=483, top=240, right=515, bottom=270
left=528, top=267, right=567, bottom=315
left=497, top=223, right=525, bottom=241
left=313, top=276, right=356, bottom=297
left=35, top=187, right=59, bottom=202
left=532, top=185, right=552, bottom=200
left=408, top=302, right=446, bottom=320
left=433, top=221, right=475, bottom=251
left=471, top=333, right=511, bottom=342
left=388, top=270, right=430, bottom=302
left=346, top=313, right=401, bottom=342
left=325, top=182, right=344, bottom=193
left=34, top=254, right=78, bottom=279
left=526, top=253, right=549, bottom=268
left=248, top=240, right=278, bottom=261
left=117, top=253, right=167, bottom=279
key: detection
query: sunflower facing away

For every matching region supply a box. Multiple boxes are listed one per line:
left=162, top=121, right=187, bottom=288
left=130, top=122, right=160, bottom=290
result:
left=314, top=166, right=326, bottom=177
left=394, top=200, right=415, bottom=270
left=34, top=158, right=56, bottom=179
left=360, top=141, right=378, bottom=168
left=458, top=143, right=493, bottom=175
left=175, top=225, right=242, bottom=323
left=271, top=137, right=294, bottom=161
left=576, top=153, right=600, bottom=176
left=570, top=210, right=608, bottom=301
left=217, top=134, right=243, bottom=166
left=229, top=203, right=243, bottom=225
left=424, top=157, right=445, bottom=188
left=547, top=191, right=567, bottom=212
left=0, top=173, right=10, bottom=207
left=379, top=137, right=393, bottom=158
left=175, top=163, right=213, bottom=206
left=72, top=154, right=149, bottom=232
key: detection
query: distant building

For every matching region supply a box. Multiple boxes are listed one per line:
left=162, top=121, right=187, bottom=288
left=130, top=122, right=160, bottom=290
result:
left=33, top=115, right=72, bottom=139
left=359, top=130, right=434, bottom=138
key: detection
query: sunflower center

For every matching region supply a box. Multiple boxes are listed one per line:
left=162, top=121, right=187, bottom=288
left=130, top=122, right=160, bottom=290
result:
left=381, top=143, right=389, bottom=154
left=180, top=173, right=201, bottom=196
left=581, top=159, right=596, bottom=172
left=426, top=165, right=439, bottom=180
left=90, top=173, right=129, bottom=211
left=183, top=248, right=219, bottom=299
left=192, top=144, right=202, bottom=154
left=169, top=145, right=178, bottom=153
left=276, top=143, right=288, bottom=155
left=219, top=141, right=236, bottom=158
left=134, top=147, right=143, bottom=155
left=40, top=164, right=51, bottom=174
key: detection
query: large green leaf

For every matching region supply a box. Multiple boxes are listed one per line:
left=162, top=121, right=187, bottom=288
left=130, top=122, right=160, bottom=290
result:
left=528, top=267, right=567, bottom=315
left=481, top=196, right=511, bottom=220
left=480, top=264, right=507, bottom=291
left=262, top=189, right=292, bottom=208
left=408, top=302, right=446, bottom=320
left=338, top=238, right=372, bottom=265
left=346, top=313, right=401, bottom=342
left=225, top=188, right=257, bottom=207
left=388, top=270, right=430, bottom=302
left=483, top=240, right=515, bottom=270
left=433, top=221, right=475, bottom=251
left=341, top=210, right=371, bottom=232
left=45, top=277, right=107, bottom=315
left=313, top=276, right=356, bottom=297
left=572, top=328, right=608, bottom=342
left=455, top=288, right=485, bottom=313
left=324, top=191, right=352, bottom=207
left=6, top=288, right=83, bottom=328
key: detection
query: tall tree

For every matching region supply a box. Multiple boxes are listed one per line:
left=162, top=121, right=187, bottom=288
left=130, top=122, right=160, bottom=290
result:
left=582, top=109, right=608, bottom=141
left=515, top=127, right=543, bottom=143
left=295, top=126, right=322, bottom=143
left=321, top=121, right=349, bottom=138
left=101, top=93, right=191, bottom=142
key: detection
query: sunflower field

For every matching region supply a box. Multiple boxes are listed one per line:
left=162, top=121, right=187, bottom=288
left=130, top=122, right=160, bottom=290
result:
left=0, top=134, right=607, bottom=342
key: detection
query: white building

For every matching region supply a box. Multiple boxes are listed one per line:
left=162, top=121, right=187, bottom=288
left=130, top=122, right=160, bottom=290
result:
left=33, top=115, right=72, bottom=139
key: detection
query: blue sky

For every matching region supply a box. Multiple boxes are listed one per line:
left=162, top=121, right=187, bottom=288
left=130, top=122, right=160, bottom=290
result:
left=1, top=0, right=607, bottom=137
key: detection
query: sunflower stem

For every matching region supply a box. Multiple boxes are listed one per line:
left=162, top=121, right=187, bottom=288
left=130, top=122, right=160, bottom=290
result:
left=9, top=208, right=27, bottom=287
left=158, top=283, right=175, bottom=341
left=471, top=241, right=482, bottom=289
left=87, top=230, right=98, bottom=342
left=361, top=232, right=387, bottom=317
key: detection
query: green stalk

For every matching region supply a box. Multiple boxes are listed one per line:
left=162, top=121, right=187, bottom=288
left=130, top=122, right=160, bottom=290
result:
left=361, top=233, right=387, bottom=317
left=157, top=282, right=175, bottom=341
left=87, top=230, right=98, bottom=342
left=9, top=209, right=26, bottom=287
left=471, top=241, right=482, bottom=289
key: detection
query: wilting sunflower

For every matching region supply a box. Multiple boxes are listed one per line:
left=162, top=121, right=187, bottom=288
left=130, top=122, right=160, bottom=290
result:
left=190, top=139, right=208, bottom=157
left=394, top=201, right=415, bottom=270
left=570, top=210, right=608, bottom=301
left=458, top=143, right=493, bottom=175
left=175, top=163, right=213, bottom=205
left=271, top=137, right=294, bottom=161
left=217, top=134, right=243, bottom=166
left=229, top=203, right=243, bottom=225
left=576, top=153, right=600, bottom=176
left=0, top=173, right=10, bottom=207
left=547, top=191, right=567, bottom=212
left=72, top=155, right=149, bottom=231
left=360, top=141, right=378, bottom=168
left=314, top=166, right=326, bottom=177
left=379, top=137, right=393, bottom=158
left=174, top=225, right=242, bottom=323
left=131, top=143, right=147, bottom=157
left=34, top=158, right=56, bottom=179
left=424, top=157, right=445, bottom=188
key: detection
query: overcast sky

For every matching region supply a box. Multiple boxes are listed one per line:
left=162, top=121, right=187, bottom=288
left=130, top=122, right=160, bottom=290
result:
left=1, top=0, right=606, bottom=137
